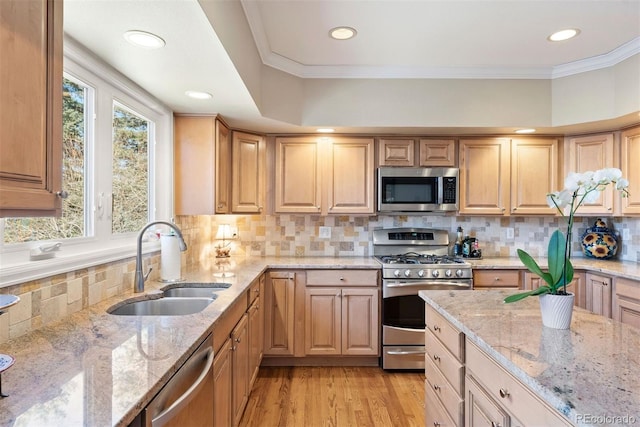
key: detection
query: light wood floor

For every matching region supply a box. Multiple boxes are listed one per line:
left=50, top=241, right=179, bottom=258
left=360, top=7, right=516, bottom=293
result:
left=239, top=366, right=425, bottom=427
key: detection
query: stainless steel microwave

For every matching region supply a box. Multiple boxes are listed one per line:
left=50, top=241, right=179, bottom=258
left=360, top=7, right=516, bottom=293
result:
left=377, top=167, right=459, bottom=213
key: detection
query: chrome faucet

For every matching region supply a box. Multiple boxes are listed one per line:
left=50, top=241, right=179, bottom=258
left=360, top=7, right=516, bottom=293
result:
left=135, top=221, right=187, bottom=293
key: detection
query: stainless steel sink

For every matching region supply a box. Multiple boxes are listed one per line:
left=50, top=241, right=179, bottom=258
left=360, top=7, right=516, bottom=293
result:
left=162, top=282, right=231, bottom=298
left=108, top=297, right=215, bottom=316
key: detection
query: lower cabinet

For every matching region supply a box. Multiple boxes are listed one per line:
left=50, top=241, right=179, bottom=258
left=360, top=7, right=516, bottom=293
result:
left=231, top=314, right=250, bottom=427
left=586, top=272, right=612, bottom=318
left=248, top=275, right=264, bottom=386
left=213, top=339, right=233, bottom=427
left=473, top=269, right=521, bottom=290
left=263, top=271, right=298, bottom=356
left=524, top=271, right=587, bottom=309
left=613, top=277, right=640, bottom=328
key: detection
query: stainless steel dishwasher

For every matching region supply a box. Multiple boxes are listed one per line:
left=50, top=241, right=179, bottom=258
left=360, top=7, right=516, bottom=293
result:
left=131, top=333, right=214, bottom=427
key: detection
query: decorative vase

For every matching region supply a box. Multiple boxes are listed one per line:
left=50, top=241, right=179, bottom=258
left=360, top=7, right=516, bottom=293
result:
left=581, top=218, right=618, bottom=259
left=538, top=293, right=574, bottom=329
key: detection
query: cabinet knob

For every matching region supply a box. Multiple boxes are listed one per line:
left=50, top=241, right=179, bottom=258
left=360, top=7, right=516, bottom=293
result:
left=494, top=277, right=501, bottom=282
left=235, top=337, right=241, bottom=343
left=433, top=355, right=441, bottom=362
left=499, top=388, right=509, bottom=398
left=433, top=422, right=441, bottom=427
left=339, top=277, right=345, bottom=281
left=433, top=384, right=441, bottom=392
left=433, top=325, right=441, bottom=332
left=491, top=422, right=501, bottom=427
left=607, top=207, right=612, bottom=211
left=56, top=190, right=69, bottom=199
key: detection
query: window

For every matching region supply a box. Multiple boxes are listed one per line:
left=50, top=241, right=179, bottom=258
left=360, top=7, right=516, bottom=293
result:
left=0, top=40, right=173, bottom=286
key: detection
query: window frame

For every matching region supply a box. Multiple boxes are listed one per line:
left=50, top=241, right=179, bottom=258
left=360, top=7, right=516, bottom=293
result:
left=0, top=38, right=174, bottom=288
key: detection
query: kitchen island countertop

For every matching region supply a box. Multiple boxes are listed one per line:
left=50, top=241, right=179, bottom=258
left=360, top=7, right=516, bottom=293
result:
left=420, top=289, right=640, bottom=426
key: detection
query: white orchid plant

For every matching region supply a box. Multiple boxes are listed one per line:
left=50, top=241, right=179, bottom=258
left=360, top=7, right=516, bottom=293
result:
left=504, top=168, right=629, bottom=303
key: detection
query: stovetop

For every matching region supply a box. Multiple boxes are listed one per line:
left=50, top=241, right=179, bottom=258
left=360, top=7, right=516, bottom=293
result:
left=377, top=252, right=466, bottom=266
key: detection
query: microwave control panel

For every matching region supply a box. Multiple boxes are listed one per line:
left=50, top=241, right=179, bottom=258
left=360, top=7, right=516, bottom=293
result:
left=442, top=177, right=457, bottom=204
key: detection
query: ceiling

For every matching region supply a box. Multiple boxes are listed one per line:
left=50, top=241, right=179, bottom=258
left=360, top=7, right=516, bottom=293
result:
left=64, top=0, right=640, bottom=135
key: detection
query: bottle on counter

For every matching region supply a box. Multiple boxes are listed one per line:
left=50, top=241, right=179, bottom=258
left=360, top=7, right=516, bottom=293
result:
left=454, top=227, right=463, bottom=256
left=462, top=235, right=471, bottom=257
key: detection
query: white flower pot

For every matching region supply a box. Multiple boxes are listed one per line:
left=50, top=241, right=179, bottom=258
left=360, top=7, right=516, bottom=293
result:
left=539, top=293, right=574, bottom=329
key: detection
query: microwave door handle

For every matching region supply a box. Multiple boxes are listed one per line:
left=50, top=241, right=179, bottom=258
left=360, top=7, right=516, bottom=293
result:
left=437, top=176, right=443, bottom=205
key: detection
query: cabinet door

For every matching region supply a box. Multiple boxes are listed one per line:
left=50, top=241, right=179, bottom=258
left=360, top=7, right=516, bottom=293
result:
left=0, top=0, right=63, bottom=217
left=586, top=273, right=612, bottom=318
left=466, top=375, right=510, bottom=427
left=274, top=137, right=321, bottom=213
left=341, top=288, right=379, bottom=355
left=621, top=126, right=640, bottom=215
left=511, top=138, right=559, bottom=215
left=523, top=271, right=586, bottom=308
left=213, top=338, right=233, bottom=427
left=248, top=289, right=263, bottom=387
left=232, top=131, right=265, bottom=213
left=459, top=138, right=510, bottom=215
left=419, top=139, right=456, bottom=167
left=174, top=116, right=215, bottom=214
left=378, top=138, right=415, bottom=166
left=613, top=277, right=640, bottom=328
left=215, top=119, right=231, bottom=213
left=326, top=137, right=375, bottom=214
left=304, top=288, right=341, bottom=355
left=264, top=272, right=296, bottom=355
left=473, top=270, right=520, bottom=290
left=566, top=133, right=616, bottom=215
left=231, top=314, right=249, bottom=427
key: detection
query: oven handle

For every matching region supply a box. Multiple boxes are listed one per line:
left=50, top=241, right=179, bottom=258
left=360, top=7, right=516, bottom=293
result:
left=386, top=349, right=427, bottom=355
left=385, top=281, right=471, bottom=288
left=385, top=325, right=426, bottom=334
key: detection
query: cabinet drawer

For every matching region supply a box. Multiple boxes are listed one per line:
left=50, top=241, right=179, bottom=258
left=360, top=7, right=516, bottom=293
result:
left=425, top=305, right=464, bottom=361
left=425, top=329, right=464, bottom=395
left=425, top=349, right=464, bottom=426
left=248, top=279, right=261, bottom=305
left=466, top=340, right=573, bottom=427
left=473, top=270, right=521, bottom=289
left=425, top=379, right=458, bottom=427
left=306, top=270, right=378, bottom=287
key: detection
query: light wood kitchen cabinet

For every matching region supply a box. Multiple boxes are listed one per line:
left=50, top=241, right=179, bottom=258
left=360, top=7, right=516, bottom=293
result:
left=466, top=339, right=573, bottom=427
left=248, top=275, right=265, bottom=387
left=613, top=277, right=640, bottom=329
left=174, top=115, right=232, bottom=214
left=586, top=272, right=612, bottom=318
left=419, top=139, right=456, bottom=166
left=264, top=271, right=298, bottom=356
left=459, top=138, right=511, bottom=215
left=565, top=132, right=617, bottom=215
left=304, top=287, right=379, bottom=356
left=523, top=271, right=586, bottom=308
left=620, top=126, right=640, bottom=216
left=378, top=138, right=455, bottom=166
left=213, top=338, right=233, bottom=427
left=275, top=137, right=375, bottom=214
left=231, top=131, right=265, bottom=214
left=510, top=138, right=560, bottom=215
left=231, top=313, right=249, bottom=426
left=473, top=269, right=521, bottom=290
left=304, top=270, right=379, bottom=356
left=0, top=0, right=63, bottom=217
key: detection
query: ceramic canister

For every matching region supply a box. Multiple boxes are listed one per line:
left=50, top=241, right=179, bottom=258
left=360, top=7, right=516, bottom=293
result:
left=581, top=218, right=618, bottom=259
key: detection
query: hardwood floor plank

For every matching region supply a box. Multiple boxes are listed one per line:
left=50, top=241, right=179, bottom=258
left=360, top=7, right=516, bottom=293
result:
left=239, top=366, right=424, bottom=427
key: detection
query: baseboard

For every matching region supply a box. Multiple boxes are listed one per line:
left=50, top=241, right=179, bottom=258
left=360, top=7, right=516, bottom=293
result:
left=261, top=356, right=381, bottom=367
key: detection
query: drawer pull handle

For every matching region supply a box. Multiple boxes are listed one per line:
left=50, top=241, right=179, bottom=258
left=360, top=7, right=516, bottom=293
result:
left=433, top=355, right=441, bottom=362
left=499, top=388, right=509, bottom=398
left=433, top=384, right=441, bottom=392
left=433, top=325, right=441, bottom=332
left=433, top=423, right=441, bottom=427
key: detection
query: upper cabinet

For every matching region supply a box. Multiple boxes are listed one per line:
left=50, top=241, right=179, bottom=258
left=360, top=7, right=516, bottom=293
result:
left=459, top=137, right=559, bottom=216
left=275, top=136, right=374, bottom=215
left=174, top=116, right=264, bottom=215
left=378, top=138, right=455, bottom=167
left=231, top=131, right=266, bottom=214
left=0, top=0, right=63, bottom=217
left=565, top=133, right=616, bottom=215
left=620, top=126, right=640, bottom=216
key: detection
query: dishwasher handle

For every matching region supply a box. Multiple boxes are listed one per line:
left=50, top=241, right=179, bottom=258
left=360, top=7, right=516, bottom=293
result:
left=151, top=345, right=214, bottom=427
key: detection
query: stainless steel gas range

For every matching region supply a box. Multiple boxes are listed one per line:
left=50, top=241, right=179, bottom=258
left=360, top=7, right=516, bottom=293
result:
left=373, top=227, right=473, bottom=370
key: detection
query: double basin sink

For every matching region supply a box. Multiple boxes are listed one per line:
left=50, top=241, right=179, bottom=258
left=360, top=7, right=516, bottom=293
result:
left=108, top=282, right=231, bottom=316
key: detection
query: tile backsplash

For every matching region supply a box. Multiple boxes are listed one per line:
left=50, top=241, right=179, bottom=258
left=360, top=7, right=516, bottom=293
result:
left=1, top=213, right=637, bottom=344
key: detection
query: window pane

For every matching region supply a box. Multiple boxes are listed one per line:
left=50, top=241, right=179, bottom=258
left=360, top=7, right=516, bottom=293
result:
left=3, top=78, right=87, bottom=243
left=112, top=103, right=149, bottom=234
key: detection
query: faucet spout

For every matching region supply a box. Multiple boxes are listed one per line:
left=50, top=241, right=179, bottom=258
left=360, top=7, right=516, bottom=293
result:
left=134, top=221, right=187, bottom=293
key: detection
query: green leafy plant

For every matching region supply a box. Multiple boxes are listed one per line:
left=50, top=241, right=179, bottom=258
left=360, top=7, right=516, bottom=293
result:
left=504, top=168, right=629, bottom=303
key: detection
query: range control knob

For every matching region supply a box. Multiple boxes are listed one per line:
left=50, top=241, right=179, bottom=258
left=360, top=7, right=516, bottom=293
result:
left=432, top=270, right=440, bottom=278
left=404, top=269, right=412, bottom=278
left=445, top=270, right=453, bottom=277
left=393, top=269, right=401, bottom=278
left=456, top=269, right=464, bottom=278
left=417, top=269, right=425, bottom=277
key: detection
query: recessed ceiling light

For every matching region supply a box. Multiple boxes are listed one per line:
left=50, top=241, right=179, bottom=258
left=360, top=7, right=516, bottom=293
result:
left=329, top=27, right=357, bottom=40
left=515, top=128, right=536, bottom=134
left=548, top=29, right=580, bottom=42
left=123, top=30, right=166, bottom=49
left=316, top=128, right=335, bottom=133
left=185, top=90, right=213, bottom=100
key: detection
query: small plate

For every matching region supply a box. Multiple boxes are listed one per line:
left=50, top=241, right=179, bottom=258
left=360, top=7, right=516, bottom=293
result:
left=0, top=354, right=15, bottom=373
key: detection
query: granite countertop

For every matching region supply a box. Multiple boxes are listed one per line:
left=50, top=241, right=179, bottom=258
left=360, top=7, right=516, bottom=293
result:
left=419, top=289, right=640, bottom=426
left=0, top=256, right=379, bottom=427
